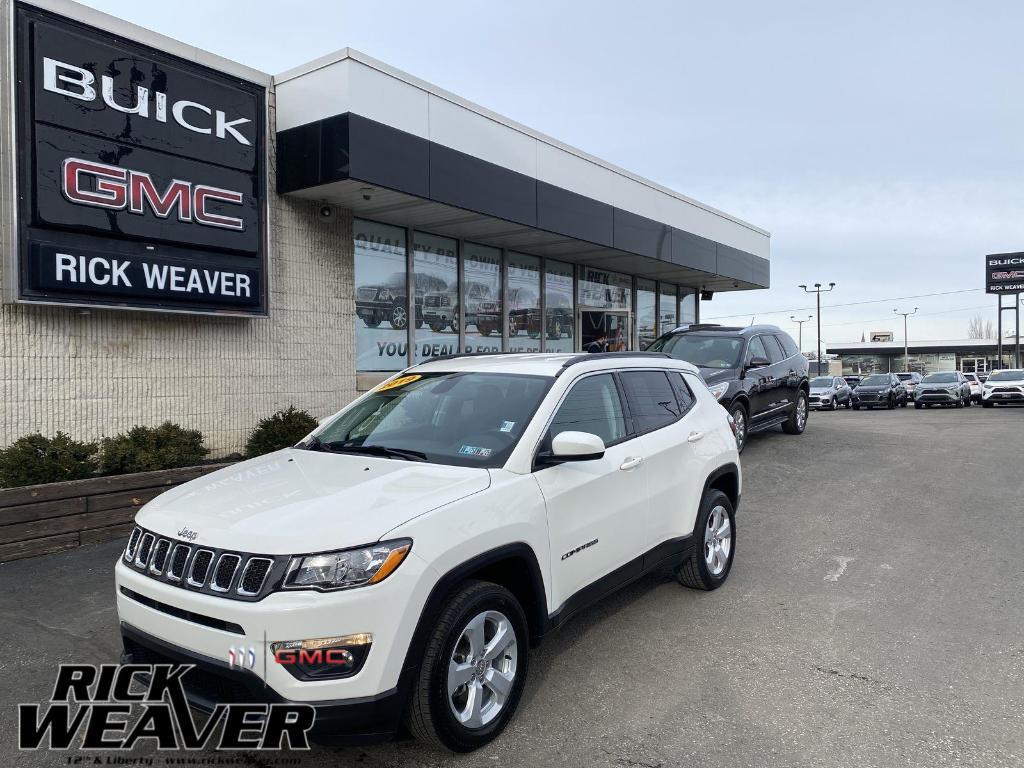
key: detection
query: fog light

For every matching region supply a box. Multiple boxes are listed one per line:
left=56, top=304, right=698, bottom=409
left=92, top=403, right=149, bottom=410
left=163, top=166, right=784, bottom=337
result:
left=270, top=634, right=372, bottom=680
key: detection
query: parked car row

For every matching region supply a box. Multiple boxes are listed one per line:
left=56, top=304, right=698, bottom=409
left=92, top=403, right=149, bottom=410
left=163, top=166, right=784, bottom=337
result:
left=819, top=369, right=1024, bottom=410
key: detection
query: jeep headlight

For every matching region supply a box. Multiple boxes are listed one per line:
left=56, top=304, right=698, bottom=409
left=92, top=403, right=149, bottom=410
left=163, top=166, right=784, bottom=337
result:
left=284, top=539, right=411, bottom=591
left=707, top=382, right=729, bottom=400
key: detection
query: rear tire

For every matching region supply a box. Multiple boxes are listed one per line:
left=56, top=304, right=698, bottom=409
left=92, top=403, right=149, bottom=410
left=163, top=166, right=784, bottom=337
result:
left=406, top=581, right=529, bottom=752
left=782, top=391, right=808, bottom=434
left=677, top=489, right=735, bottom=591
left=887, top=395, right=895, bottom=410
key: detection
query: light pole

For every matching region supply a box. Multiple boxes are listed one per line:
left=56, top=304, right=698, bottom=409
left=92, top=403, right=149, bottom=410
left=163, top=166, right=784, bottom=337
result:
left=799, top=283, right=836, bottom=371
left=790, top=315, right=813, bottom=352
left=894, top=307, right=918, bottom=371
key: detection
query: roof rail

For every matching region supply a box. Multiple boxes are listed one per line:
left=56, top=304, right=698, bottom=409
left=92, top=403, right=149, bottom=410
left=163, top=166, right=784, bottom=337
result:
left=556, top=351, right=671, bottom=376
left=422, top=351, right=524, bottom=363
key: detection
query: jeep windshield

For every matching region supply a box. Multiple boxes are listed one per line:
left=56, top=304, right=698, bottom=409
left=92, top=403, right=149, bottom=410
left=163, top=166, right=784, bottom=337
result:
left=303, top=372, right=551, bottom=468
left=645, top=335, right=744, bottom=369
left=810, top=377, right=834, bottom=387
left=859, top=375, right=889, bottom=386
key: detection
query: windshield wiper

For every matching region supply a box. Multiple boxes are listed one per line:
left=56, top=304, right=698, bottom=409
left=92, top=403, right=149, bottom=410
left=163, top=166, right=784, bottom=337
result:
left=321, top=443, right=429, bottom=462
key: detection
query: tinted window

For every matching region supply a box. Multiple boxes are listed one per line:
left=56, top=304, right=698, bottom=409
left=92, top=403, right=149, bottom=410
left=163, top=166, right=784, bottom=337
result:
left=745, top=336, right=768, bottom=366
left=549, top=374, right=626, bottom=446
left=620, top=371, right=682, bottom=432
left=860, top=374, right=889, bottom=386
left=777, top=333, right=799, bottom=358
left=669, top=372, right=696, bottom=411
left=761, top=335, right=786, bottom=364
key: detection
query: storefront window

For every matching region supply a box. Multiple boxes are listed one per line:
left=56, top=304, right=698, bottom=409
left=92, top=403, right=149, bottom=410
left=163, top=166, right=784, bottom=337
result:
left=507, top=253, right=541, bottom=352
left=545, top=260, right=575, bottom=352
left=636, top=278, right=657, bottom=350
left=578, top=267, right=630, bottom=309
left=413, top=232, right=458, bottom=364
left=659, top=283, right=677, bottom=335
left=354, top=219, right=407, bottom=372
left=462, top=242, right=503, bottom=354
left=679, top=289, right=696, bottom=324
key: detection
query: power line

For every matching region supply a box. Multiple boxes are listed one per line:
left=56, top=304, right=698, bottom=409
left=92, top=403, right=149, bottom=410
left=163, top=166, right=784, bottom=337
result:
left=702, top=288, right=984, bottom=321
left=819, top=303, right=993, bottom=328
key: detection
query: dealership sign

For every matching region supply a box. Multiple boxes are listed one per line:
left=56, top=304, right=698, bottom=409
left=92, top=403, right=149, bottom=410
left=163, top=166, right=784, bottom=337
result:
left=985, top=252, right=1024, bottom=295
left=12, top=4, right=267, bottom=314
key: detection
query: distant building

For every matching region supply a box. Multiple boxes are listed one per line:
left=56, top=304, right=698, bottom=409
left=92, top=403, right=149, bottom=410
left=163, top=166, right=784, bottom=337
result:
left=826, top=338, right=1022, bottom=375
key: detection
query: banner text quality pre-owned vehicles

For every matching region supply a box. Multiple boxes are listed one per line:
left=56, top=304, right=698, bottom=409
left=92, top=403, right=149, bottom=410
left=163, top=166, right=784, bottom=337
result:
left=115, top=353, right=741, bottom=751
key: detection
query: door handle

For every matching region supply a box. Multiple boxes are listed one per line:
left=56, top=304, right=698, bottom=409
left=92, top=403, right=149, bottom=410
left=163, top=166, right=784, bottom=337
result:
left=619, top=456, right=643, bottom=471
left=687, top=431, right=705, bottom=443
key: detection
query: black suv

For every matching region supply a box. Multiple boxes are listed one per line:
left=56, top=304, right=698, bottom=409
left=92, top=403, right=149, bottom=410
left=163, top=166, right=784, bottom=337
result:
left=851, top=373, right=909, bottom=409
left=646, top=324, right=810, bottom=452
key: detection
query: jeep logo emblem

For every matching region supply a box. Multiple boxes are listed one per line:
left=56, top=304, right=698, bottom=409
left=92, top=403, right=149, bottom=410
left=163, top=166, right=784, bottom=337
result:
left=177, top=527, right=199, bottom=542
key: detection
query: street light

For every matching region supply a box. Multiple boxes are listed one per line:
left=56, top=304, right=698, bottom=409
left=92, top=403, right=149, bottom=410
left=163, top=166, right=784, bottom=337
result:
left=790, top=315, right=813, bottom=352
left=894, top=307, right=918, bottom=371
left=799, top=283, right=836, bottom=371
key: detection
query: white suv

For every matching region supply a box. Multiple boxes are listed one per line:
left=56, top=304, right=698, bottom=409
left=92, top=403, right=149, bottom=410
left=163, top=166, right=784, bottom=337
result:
left=115, top=353, right=741, bottom=751
left=981, top=368, right=1024, bottom=406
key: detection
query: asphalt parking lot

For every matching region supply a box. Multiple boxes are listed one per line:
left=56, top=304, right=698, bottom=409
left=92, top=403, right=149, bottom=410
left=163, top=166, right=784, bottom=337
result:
left=1, top=405, right=1022, bottom=767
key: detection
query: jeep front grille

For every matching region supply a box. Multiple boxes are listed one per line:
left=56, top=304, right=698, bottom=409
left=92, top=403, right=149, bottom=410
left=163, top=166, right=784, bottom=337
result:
left=121, top=526, right=284, bottom=602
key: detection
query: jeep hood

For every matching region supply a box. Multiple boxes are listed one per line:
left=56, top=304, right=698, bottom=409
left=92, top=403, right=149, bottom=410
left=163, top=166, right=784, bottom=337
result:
left=135, top=449, right=491, bottom=554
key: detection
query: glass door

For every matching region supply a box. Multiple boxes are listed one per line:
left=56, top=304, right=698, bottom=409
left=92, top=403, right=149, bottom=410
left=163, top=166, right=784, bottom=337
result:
left=579, top=310, right=631, bottom=353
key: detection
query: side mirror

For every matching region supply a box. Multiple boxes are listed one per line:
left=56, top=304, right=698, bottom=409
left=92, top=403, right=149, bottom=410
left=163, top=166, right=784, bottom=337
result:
left=747, top=356, right=770, bottom=369
left=549, top=431, right=606, bottom=462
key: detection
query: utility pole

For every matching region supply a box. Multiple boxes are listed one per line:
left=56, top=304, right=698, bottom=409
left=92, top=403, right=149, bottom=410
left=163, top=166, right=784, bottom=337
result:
left=799, top=283, right=836, bottom=372
left=894, top=307, right=918, bottom=371
left=790, top=315, right=813, bottom=352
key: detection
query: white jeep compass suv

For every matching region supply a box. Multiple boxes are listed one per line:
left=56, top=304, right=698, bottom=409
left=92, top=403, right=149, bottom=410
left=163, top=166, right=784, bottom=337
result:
left=115, top=352, right=741, bottom=751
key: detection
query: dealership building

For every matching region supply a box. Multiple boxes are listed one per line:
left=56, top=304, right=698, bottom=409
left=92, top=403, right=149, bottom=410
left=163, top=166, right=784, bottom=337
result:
left=0, top=0, right=770, bottom=455
left=827, top=337, right=1023, bottom=376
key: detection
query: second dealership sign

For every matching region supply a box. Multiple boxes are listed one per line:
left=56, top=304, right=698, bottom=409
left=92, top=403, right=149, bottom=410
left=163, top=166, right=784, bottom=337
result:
left=13, top=3, right=267, bottom=313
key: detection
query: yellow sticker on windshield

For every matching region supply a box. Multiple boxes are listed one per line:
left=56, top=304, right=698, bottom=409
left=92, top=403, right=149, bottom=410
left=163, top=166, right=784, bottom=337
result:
left=376, top=374, right=422, bottom=392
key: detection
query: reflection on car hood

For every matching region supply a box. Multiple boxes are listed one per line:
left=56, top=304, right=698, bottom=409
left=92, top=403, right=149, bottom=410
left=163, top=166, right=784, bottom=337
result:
left=135, top=449, right=491, bottom=554
left=698, top=367, right=739, bottom=385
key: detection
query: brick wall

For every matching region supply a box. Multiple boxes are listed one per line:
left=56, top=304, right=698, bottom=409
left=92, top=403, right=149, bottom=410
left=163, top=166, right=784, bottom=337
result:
left=0, top=87, right=359, bottom=457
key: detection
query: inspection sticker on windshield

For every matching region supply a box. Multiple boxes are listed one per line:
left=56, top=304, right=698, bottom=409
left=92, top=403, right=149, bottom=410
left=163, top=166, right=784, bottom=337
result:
left=459, top=445, right=492, bottom=458
left=376, top=374, right=421, bottom=392
left=500, top=421, right=516, bottom=432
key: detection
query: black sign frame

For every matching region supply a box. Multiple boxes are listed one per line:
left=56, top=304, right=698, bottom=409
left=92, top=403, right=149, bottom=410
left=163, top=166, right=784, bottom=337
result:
left=985, top=252, right=1024, bottom=296
left=12, top=3, right=268, bottom=316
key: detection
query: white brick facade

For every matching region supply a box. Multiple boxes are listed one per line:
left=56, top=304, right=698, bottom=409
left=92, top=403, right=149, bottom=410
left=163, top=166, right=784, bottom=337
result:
left=0, top=93, right=359, bottom=457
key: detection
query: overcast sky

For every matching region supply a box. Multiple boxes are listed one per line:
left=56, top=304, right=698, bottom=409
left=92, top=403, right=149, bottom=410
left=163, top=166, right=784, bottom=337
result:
left=81, top=0, right=1024, bottom=347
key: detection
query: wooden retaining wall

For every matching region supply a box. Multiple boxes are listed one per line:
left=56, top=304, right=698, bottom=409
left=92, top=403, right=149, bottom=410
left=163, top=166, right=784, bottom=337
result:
left=0, top=464, right=230, bottom=563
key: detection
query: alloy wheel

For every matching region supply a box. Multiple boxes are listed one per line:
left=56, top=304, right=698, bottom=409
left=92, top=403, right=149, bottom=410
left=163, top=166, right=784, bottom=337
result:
left=795, top=395, right=807, bottom=430
left=731, top=407, right=747, bottom=451
left=391, top=305, right=408, bottom=330
left=704, top=505, right=733, bottom=576
left=447, top=610, right=518, bottom=730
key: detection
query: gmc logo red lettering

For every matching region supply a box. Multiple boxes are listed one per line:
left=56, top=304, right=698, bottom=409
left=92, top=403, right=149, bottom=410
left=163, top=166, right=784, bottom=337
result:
left=61, top=157, right=245, bottom=231
left=273, top=649, right=352, bottom=667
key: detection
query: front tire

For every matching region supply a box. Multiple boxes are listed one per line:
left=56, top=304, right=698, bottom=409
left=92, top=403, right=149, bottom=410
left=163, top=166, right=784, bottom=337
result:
left=406, top=581, right=529, bottom=752
left=729, top=402, right=748, bottom=453
left=914, top=402, right=923, bottom=409
left=782, top=390, right=808, bottom=434
left=983, top=401, right=994, bottom=408
left=677, top=489, right=736, bottom=590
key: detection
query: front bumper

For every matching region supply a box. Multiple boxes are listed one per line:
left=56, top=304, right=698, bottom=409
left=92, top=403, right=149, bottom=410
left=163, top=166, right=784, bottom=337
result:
left=114, top=551, right=434, bottom=716
left=120, top=623, right=404, bottom=744
left=983, top=388, right=1024, bottom=402
left=808, top=394, right=835, bottom=408
left=916, top=390, right=960, bottom=403
left=852, top=393, right=886, bottom=406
